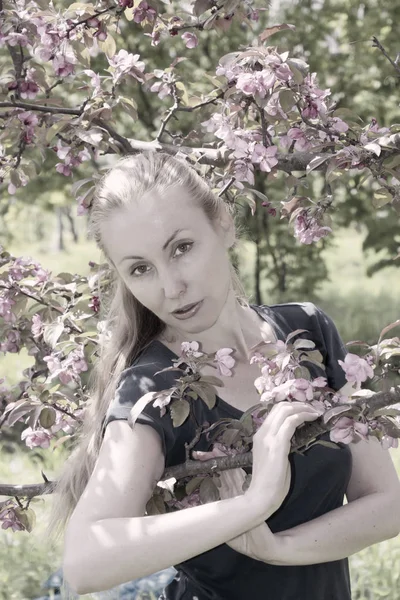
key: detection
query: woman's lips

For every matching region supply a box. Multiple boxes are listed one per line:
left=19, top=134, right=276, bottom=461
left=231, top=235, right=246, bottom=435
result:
left=172, top=300, right=203, bottom=320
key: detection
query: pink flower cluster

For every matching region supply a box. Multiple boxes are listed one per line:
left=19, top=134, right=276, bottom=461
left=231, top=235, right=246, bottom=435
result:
left=337, top=353, right=375, bottom=387
left=149, top=69, right=175, bottom=99
left=16, top=111, right=38, bottom=145
left=293, top=209, right=332, bottom=245
left=0, top=501, right=24, bottom=532
left=7, top=67, right=40, bottom=99
left=53, top=139, right=92, bottom=177
left=107, top=49, right=145, bottom=86
left=214, top=348, right=235, bottom=377
left=43, top=346, right=88, bottom=385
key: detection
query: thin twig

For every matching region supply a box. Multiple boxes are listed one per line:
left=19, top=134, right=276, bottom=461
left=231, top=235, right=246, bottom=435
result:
left=372, top=36, right=400, bottom=77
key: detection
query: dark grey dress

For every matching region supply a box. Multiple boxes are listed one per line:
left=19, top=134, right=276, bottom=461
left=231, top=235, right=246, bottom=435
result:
left=101, top=302, right=353, bottom=600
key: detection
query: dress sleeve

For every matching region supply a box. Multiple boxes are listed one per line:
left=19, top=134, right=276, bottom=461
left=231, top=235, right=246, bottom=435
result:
left=310, top=303, right=349, bottom=392
left=100, top=359, right=179, bottom=460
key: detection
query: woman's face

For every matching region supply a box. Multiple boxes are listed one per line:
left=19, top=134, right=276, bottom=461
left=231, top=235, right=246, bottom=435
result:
left=101, top=184, right=234, bottom=335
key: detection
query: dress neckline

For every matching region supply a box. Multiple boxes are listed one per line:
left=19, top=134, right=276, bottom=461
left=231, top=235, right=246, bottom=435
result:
left=150, top=304, right=282, bottom=418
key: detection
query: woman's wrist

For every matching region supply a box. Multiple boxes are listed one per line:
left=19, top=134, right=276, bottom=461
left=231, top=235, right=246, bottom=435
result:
left=244, top=489, right=280, bottom=522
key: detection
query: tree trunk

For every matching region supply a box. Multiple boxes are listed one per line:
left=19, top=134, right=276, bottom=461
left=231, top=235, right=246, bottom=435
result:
left=64, top=206, right=79, bottom=243
left=56, top=206, right=64, bottom=251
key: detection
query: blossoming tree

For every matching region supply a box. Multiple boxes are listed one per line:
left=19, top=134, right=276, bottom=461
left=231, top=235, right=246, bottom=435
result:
left=1, top=0, right=400, bottom=532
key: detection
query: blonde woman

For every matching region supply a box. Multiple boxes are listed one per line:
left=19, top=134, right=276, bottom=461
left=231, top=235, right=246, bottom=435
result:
left=46, top=152, right=400, bottom=600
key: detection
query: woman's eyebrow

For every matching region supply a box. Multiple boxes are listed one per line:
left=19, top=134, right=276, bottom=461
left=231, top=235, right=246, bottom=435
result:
left=119, top=228, right=188, bottom=263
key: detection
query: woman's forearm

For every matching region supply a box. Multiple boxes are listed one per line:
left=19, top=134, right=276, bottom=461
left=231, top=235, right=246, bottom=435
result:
left=226, top=520, right=279, bottom=562
left=268, top=492, right=400, bottom=566
left=63, top=492, right=277, bottom=595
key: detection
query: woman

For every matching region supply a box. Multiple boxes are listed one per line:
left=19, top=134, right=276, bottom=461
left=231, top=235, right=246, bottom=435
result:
left=46, top=152, right=400, bottom=600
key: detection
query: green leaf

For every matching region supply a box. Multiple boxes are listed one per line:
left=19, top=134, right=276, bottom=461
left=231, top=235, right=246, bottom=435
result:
left=199, top=375, right=224, bottom=387
left=175, top=81, right=189, bottom=106
left=302, top=349, right=324, bottom=364
left=293, top=365, right=311, bottom=380
left=185, top=476, right=205, bottom=495
left=333, top=108, right=363, bottom=124
left=306, top=155, right=330, bottom=174
left=293, top=338, right=315, bottom=350
left=287, top=58, right=309, bottom=84
left=372, top=188, right=393, bottom=208
left=43, top=321, right=65, bottom=349
left=98, top=34, right=117, bottom=58
left=383, top=154, right=400, bottom=169
left=189, top=382, right=217, bottom=410
left=170, top=399, right=191, bottom=427
left=146, top=495, right=166, bottom=515
left=39, top=406, right=57, bottom=429
left=199, top=477, right=220, bottom=504
left=279, top=89, right=296, bottom=114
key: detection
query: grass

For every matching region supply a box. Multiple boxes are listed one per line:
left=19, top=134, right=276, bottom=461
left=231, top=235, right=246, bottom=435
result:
left=1, top=222, right=400, bottom=598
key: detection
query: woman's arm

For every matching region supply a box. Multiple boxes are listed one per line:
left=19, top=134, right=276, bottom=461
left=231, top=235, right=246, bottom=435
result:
left=65, top=483, right=278, bottom=595
left=200, top=437, right=400, bottom=566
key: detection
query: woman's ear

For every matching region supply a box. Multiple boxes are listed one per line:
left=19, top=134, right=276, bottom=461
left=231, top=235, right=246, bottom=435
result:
left=218, top=210, right=236, bottom=249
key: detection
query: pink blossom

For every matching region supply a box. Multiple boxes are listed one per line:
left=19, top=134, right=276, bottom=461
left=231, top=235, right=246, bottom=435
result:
left=181, top=341, right=203, bottom=358
left=19, top=81, right=40, bottom=100
left=31, top=314, right=44, bottom=339
left=236, top=70, right=276, bottom=99
left=0, top=507, right=24, bottom=532
left=153, top=391, right=174, bottom=417
left=133, top=1, right=157, bottom=23
left=55, top=139, right=71, bottom=160
left=52, top=55, right=75, bottom=78
left=17, top=111, right=38, bottom=128
left=108, top=49, right=145, bottom=85
left=250, top=144, right=278, bottom=172
left=330, top=117, right=349, bottom=133
left=286, top=128, right=313, bottom=151
left=67, top=348, right=88, bottom=374
left=0, top=329, right=21, bottom=353
left=337, top=353, right=374, bottom=386
left=202, top=113, right=237, bottom=147
left=43, top=355, right=62, bottom=373
left=214, top=348, right=235, bottom=377
left=93, top=26, right=108, bottom=41
left=5, top=30, right=30, bottom=47
left=21, top=426, right=52, bottom=449
left=216, top=59, right=241, bottom=82
left=56, top=162, right=72, bottom=176
left=291, top=378, right=314, bottom=402
left=182, top=32, right=198, bottom=48
left=233, top=159, right=255, bottom=185
left=312, top=376, right=328, bottom=387
left=264, top=91, right=289, bottom=120
left=381, top=435, right=399, bottom=450
left=150, top=80, right=171, bottom=99
left=330, top=416, right=369, bottom=444
left=294, top=212, right=332, bottom=244
left=58, top=368, right=75, bottom=385
left=0, top=295, right=17, bottom=324
left=359, top=118, right=390, bottom=145
left=83, top=69, right=102, bottom=97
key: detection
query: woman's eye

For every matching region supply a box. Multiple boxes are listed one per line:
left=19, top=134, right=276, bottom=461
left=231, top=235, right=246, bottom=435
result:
left=130, top=242, right=193, bottom=277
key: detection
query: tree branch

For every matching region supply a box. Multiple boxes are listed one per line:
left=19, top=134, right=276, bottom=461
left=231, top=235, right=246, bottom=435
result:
left=372, top=37, right=400, bottom=77
left=1, top=386, right=399, bottom=500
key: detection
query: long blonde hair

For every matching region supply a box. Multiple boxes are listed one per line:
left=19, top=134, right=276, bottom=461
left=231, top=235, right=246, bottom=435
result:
left=44, top=151, right=253, bottom=594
